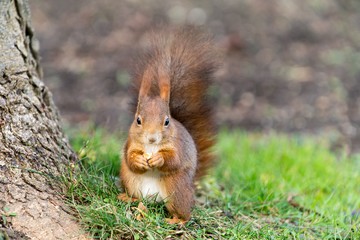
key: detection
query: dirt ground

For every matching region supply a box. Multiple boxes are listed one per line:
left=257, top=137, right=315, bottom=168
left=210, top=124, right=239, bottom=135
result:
left=29, top=0, right=360, bottom=152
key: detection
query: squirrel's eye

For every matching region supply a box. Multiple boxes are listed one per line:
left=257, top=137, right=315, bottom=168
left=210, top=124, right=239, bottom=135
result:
left=136, top=117, right=142, bottom=125
left=164, top=117, right=170, bottom=127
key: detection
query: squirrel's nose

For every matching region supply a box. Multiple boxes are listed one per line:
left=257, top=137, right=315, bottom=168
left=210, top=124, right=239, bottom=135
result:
left=146, top=132, right=161, bottom=144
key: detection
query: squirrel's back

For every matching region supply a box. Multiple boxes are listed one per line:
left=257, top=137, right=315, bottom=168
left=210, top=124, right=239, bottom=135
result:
left=130, top=26, right=219, bottom=179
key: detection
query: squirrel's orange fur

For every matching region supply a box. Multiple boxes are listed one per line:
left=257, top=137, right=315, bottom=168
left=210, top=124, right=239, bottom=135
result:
left=119, top=26, right=219, bottom=223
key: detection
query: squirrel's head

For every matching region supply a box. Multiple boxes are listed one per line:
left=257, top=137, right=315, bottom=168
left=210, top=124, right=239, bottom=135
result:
left=133, top=96, right=173, bottom=145
left=131, top=67, right=173, bottom=145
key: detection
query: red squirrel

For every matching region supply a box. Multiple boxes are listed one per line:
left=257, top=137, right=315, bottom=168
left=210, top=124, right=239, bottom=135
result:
left=118, top=26, right=219, bottom=224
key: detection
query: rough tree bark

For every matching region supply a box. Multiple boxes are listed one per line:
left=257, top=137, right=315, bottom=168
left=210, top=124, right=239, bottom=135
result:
left=0, top=0, right=86, bottom=239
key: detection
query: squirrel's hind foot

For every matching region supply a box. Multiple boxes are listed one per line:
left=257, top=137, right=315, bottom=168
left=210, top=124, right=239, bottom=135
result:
left=117, top=193, right=138, bottom=203
left=165, top=216, right=188, bottom=225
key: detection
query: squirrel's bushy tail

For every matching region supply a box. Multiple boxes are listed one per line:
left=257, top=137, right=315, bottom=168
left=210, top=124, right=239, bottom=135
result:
left=131, top=26, right=219, bottom=179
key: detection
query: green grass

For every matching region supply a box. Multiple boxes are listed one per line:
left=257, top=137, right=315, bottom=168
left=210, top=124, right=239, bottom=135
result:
left=64, top=126, right=360, bottom=239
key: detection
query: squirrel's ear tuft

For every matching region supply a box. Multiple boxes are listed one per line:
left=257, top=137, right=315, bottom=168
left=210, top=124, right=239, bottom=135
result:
left=158, top=67, right=170, bottom=103
left=139, top=68, right=153, bottom=98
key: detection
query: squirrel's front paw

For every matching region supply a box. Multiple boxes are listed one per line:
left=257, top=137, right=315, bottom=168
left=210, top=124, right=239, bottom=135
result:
left=148, top=152, right=164, bottom=168
left=132, top=154, right=150, bottom=171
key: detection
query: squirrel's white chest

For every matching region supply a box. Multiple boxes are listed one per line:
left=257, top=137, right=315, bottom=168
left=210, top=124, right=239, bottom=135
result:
left=128, top=144, right=167, bottom=201
left=137, top=170, right=166, bottom=202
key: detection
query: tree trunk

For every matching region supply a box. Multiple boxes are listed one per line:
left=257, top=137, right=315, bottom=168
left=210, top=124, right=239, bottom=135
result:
left=0, top=0, right=86, bottom=239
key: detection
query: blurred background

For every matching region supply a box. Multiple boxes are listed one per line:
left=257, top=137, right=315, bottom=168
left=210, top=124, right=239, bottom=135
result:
left=29, top=0, right=360, bottom=152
